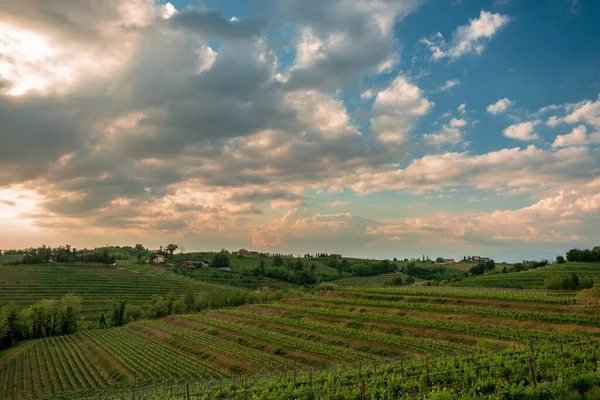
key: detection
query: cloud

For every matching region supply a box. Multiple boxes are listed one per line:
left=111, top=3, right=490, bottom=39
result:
left=424, top=125, right=463, bottom=146
left=335, top=145, right=599, bottom=196
left=457, top=104, right=466, bottom=114
left=368, top=190, right=599, bottom=247
left=283, top=0, right=423, bottom=90
left=371, top=76, right=434, bottom=144
left=487, top=98, right=514, bottom=115
left=503, top=120, right=540, bottom=141
left=323, top=201, right=350, bottom=207
left=421, top=10, right=510, bottom=61
left=552, top=125, right=600, bottom=148
left=439, top=79, right=460, bottom=92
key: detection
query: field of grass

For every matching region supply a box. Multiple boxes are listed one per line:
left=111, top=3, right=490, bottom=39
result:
left=0, top=254, right=23, bottom=265
left=454, top=262, right=600, bottom=289
left=0, top=263, right=228, bottom=320
left=332, top=272, right=413, bottom=287
left=178, top=267, right=297, bottom=290
left=1, top=286, right=600, bottom=399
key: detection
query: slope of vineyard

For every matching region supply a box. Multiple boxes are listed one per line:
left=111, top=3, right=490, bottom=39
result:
left=1, top=286, right=599, bottom=399
left=0, top=263, right=228, bottom=320
left=453, top=262, right=600, bottom=288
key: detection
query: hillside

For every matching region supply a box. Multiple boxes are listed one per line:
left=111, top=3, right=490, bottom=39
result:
left=0, top=263, right=230, bottom=321
left=453, top=262, right=600, bottom=289
left=1, top=286, right=599, bottom=399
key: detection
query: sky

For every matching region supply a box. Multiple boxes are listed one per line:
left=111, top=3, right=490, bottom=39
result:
left=0, top=0, right=599, bottom=261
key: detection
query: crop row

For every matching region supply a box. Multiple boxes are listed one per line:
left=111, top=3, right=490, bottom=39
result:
left=261, top=302, right=583, bottom=344
left=313, top=294, right=600, bottom=326
left=184, top=314, right=375, bottom=363
left=338, top=286, right=578, bottom=304
left=140, top=320, right=299, bottom=371
left=220, top=308, right=473, bottom=355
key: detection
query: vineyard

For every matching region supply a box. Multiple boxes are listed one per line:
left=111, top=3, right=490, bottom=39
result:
left=0, top=263, right=227, bottom=320
left=454, top=262, right=600, bottom=289
left=2, top=286, right=600, bottom=399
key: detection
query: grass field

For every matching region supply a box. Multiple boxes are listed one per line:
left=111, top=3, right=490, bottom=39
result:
left=454, top=262, right=600, bottom=289
left=0, top=254, right=23, bottom=265
left=332, top=272, right=413, bottom=287
left=1, top=286, right=600, bottom=399
left=0, top=263, right=228, bottom=320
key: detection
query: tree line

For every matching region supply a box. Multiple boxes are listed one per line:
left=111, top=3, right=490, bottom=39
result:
left=566, top=247, right=600, bottom=262
left=0, top=294, right=82, bottom=351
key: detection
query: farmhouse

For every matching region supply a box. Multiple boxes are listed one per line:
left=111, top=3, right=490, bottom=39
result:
left=235, top=248, right=260, bottom=257
left=444, top=258, right=455, bottom=264
left=153, top=254, right=165, bottom=264
left=183, top=260, right=205, bottom=268
left=468, top=256, right=490, bottom=262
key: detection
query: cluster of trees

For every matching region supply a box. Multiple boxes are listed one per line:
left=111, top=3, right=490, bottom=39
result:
left=469, top=260, right=497, bottom=276
left=387, top=275, right=416, bottom=286
left=566, top=247, right=600, bottom=262
left=402, top=263, right=450, bottom=281
left=0, top=294, right=82, bottom=351
left=4, top=245, right=116, bottom=265
left=501, top=260, right=549, bottom=273
left=543, top=273, right=595, bottom=291
left=105, top=288, right=285, bottom=328
left=247, top=258, right=319, bottom=285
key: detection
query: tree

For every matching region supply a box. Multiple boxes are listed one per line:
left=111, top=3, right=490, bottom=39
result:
left=211, top=253, right=230, bottom=268
left=272, top=255, right=284, bottom=267
left=183, top=289, right=196, bottom=312
left=556, top=255, right=566, bottom=264
left=435, top=257, right=445, bottom=264
left=99, top=313, right=107, bottom=328
left=110, top=299, right=128, bottom=327
left=166, top=244, right=178, bottom=260
left=133, top=244, right=146, bottom=264
left=469, top=263, right=486, bottom=276
left=484, top=259, right=496, bottom=271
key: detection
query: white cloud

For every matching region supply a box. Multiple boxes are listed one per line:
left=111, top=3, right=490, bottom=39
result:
left=546, top=116, right=561, bottom=127
left=503, top=120, right=540, bottom=141
left=371, top=76, right=434, bottom=144
left=450, top=118, right=467, bottom=128
left=457, top=104, right=466, bottom=114
left=440, top=79, right=460, bottom=92
left=552, top=125, right=588, bottom=148
left=552, top=125, right=600, bottom=148
left=421, top=11, right=510, bottom=61
left=487, top=98, right=514, bottom=115
left=424, top=125, right=463, bottom=146
left=360, top=89, right=374, bottom=100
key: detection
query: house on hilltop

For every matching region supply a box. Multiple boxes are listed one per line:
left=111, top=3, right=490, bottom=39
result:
left=183, top=260, right=205, bottom=268
left=235, top=248, right=259, bottom=257
left=444, top=258, right=455, bottom=264
left=153, top=254, right=165, bottom=264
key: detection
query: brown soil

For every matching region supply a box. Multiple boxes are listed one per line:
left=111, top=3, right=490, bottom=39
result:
left=134, top=322, right=260, bottom=373
left=167, top=316, right=330, bottom=365
left=331, top=290, right=599, bottom=315
left=76, top=332, right=133, bottom=383
left=29, top=346, right=45, bottom=396
left=242, top=304, right=520, bottom=349
left=208, top=309, right=416, bottom=358
left=284, top=298, right=600, bottom=336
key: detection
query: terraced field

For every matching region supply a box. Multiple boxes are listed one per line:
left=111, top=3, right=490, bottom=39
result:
left=454, top=262, right=600, bottom=288
left=0, top=263, right=228, bottom=320
left=1, top=286, right=599, bottom=399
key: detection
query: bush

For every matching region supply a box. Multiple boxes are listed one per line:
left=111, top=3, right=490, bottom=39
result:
left=211, top=253, right=230, bottom=268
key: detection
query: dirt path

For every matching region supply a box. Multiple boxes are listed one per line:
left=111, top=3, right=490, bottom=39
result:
left=208, top=310, right=415, bottom=359
left=167, top=316, right=330, bottom=365
left=241, top=304, right=519, bottom=349
left=134, top=322, right=259, bottom=373
left=76, top=332, right=134, bottom=383
left=330, top=290, right=599, bottom=315
left=29, top=346, right=45, bottom=396
left=284, top=298, right=600, bottom=336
